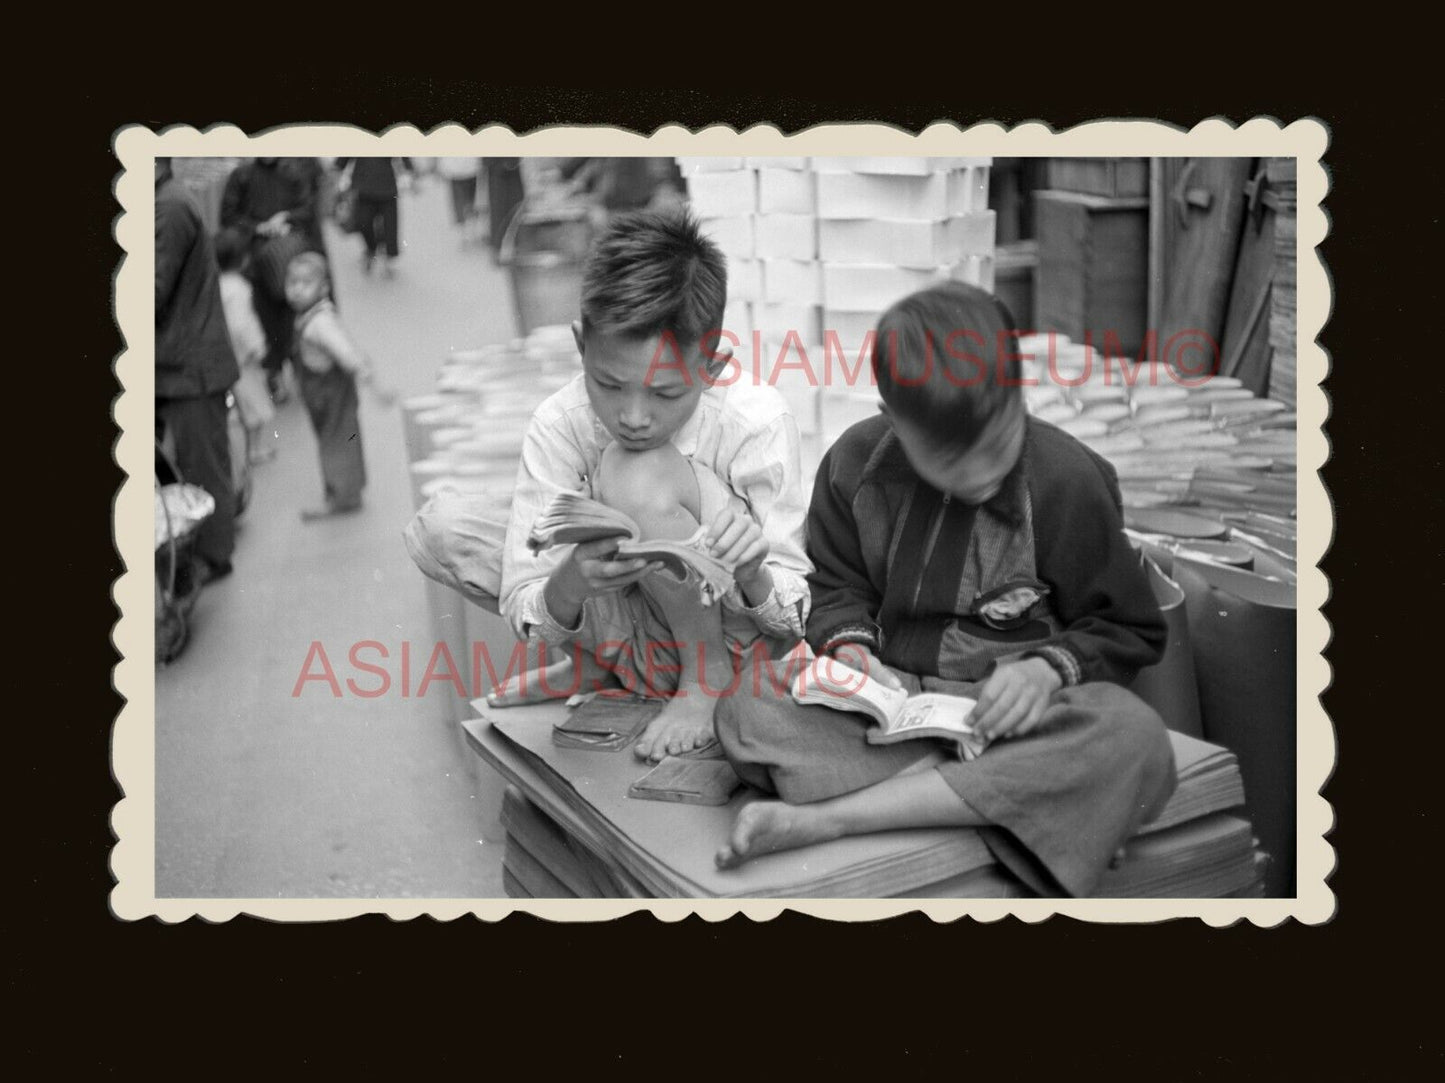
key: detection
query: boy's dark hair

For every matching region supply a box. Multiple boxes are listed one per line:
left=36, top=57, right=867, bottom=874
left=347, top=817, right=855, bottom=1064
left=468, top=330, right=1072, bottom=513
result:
left=580, top=209, right=727, bottom=350
left=213, top=227, right=246, bottom=272
left=872, top=281, right=1022, bottom=449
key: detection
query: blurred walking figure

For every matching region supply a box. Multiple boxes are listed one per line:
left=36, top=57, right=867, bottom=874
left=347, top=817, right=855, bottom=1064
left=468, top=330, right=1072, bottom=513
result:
left=484, top=157, right=525, bottom=260
left=220, top=157, right=329, bottom=403
left=437, top=157, right=483, bottom=239
left=559, top=157, right=686, bottom=230
left=335, top=157, right=415, bottom=277
left=155, top=156, right=239, bottom=586
left=213, top=229, right=277, bottom=464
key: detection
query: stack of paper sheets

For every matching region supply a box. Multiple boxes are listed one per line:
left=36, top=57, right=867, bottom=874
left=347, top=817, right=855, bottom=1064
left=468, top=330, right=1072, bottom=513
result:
left=465, top=701, right=1262, bottom=899
left=402, top=330, right=580, bottom=516
left=1017, top=333, right=1297, bottom=578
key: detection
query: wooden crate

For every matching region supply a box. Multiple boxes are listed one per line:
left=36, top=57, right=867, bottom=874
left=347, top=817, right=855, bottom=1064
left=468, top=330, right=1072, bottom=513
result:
left=1044, top=157, right=1149, bottom=198
left=1035, top=190, right=1149, bottom=355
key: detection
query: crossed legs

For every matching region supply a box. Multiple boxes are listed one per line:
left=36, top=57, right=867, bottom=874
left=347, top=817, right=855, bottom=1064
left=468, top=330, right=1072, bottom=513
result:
left=594, top=442, right=734, bottom=761
left=490, top=442, right=737, bottom=762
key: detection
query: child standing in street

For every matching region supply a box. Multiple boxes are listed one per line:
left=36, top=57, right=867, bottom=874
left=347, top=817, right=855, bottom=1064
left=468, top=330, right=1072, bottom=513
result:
left=214, top=228, right=277, bottom=465
left=284, top=251, right=395, bottom=521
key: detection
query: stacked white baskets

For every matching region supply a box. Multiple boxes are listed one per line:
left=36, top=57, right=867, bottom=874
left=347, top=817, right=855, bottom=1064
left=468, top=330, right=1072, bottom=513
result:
left=680, top=156, right=995, bottom=483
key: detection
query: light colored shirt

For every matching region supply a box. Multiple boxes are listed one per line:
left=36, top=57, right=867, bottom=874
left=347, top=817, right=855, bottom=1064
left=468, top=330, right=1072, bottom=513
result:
left=436, top=157, right=481, bottom=180
left=500, top=372, right=812, bottom=649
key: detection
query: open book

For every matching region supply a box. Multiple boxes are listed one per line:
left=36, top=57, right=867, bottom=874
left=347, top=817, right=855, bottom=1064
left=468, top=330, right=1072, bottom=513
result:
left=527, top=491, right=735, bottom=606
left=792, top=657, right=989, bottom=761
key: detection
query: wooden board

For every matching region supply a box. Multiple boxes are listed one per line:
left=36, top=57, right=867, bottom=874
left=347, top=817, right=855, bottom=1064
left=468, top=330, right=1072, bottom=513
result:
left=1158, top=158, right=1253, bottom=372
left=1219, top=160, right=1278, bottom=394
left=1035, top=191, right=1149, bottom=354
left=1044, top=157, right=1150, bottom=199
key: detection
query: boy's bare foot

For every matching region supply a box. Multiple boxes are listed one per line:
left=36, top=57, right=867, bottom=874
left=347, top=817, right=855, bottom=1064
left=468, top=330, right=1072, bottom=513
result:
left=714, top=801, right=841, bottom=869
left=633, top=686, right=716, bottom=763
left=485, top=654, right=614, bottom=708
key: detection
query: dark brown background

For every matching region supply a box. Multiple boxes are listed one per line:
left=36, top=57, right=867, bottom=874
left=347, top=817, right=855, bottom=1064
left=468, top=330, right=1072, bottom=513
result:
left=32, top=72, right=1432, bottom=1074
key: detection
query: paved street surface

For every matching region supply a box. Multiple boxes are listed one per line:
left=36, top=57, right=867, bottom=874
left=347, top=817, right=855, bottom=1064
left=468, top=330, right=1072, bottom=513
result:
left=156, top=175, right=520, bottom=897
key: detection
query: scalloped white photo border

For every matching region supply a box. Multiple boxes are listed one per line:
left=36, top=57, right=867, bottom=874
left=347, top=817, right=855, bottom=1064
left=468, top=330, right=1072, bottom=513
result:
left=112, top=119, right=1332, bottom=925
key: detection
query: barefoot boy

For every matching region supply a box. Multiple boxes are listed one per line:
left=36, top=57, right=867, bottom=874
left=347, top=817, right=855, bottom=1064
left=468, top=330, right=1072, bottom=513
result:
left=713, top=282, right=1177, bottom=897
left=497, top=211, right=811, bottom=762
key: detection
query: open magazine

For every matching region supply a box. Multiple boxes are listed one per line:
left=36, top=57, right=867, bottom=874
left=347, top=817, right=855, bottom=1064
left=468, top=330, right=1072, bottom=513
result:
left=792, top=655, right=990, bottom=761
left=527, top=491, right=735, bottom=606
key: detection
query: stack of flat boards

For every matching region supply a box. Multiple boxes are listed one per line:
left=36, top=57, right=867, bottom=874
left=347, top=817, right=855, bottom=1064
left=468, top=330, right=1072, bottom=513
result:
left=464, top=703, right=1263, bottom=899
left=1018, top=333, right=1297, bottom=579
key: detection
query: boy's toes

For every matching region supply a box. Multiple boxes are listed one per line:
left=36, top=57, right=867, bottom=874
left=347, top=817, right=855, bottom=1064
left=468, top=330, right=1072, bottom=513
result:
left=485, top=681, right=529, bottom=708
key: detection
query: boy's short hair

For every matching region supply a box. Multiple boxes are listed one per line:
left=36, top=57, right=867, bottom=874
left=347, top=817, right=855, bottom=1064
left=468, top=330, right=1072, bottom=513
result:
left=580, top=210, right=727, bottom=350
left=287, top=250, right=330, bottom=282
left=872, top=281, right=1022, bottom=450
left=213, top=227, right=246, bottom=271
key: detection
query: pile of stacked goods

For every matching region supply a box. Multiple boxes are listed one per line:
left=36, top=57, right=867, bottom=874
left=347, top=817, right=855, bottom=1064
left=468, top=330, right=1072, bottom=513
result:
left=1018, top=332, right=1297, bottom=580
left=402, top=326, right=580, bottom=515
left=680, top=155, right=994, bottom=484
left=1018, top=332, right=1300, bottom=896
left=401, top=327, right=582, bottom=724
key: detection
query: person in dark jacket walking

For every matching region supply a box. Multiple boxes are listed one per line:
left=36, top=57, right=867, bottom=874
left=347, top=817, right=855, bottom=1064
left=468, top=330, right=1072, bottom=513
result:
left=219, top=157, right=330, bottom=399
left=335, top=157, right=413, bottom=276
left=156, top=157, right=240, bottom=585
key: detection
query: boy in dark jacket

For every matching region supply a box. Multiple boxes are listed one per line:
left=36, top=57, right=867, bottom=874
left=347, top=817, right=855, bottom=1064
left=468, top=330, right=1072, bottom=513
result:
left=713, top=282, right=1177, bottom=896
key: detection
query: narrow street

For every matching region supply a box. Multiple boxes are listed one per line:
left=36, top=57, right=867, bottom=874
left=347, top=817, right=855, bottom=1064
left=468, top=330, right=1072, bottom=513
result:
left=156, top=175, right=518, bottom=897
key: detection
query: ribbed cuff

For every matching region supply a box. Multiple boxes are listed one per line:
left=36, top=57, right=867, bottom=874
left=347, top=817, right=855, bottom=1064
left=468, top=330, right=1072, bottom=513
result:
left=815, top=620, right=883, bottom=656
left=1025, top=643, right=1083, bottom=688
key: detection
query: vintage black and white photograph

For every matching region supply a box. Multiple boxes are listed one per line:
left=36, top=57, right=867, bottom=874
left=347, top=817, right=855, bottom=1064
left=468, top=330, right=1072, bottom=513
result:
left=117, top=124, right=1329, bottom=918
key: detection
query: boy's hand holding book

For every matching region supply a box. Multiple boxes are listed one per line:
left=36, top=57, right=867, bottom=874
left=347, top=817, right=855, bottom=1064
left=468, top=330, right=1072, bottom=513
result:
left=705, top=506, right=770, bottom=603
left=792, top=648, right=988, bottom=761
left=545, top=538, right=664, bottom=626
left=970, top=658, right=1063, bottom=740
left=529, top=493, right=735, bottom=613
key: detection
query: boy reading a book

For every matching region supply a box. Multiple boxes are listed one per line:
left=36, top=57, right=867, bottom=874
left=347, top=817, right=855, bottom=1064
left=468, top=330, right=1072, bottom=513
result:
left=496, top=211, right=812, bottom=763
left=713, top=282, right=1177, bottom=896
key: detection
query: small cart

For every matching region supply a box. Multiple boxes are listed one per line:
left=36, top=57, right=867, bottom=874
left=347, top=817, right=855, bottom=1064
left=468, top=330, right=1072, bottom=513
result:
left=155, top=439, right=215, bottom=666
